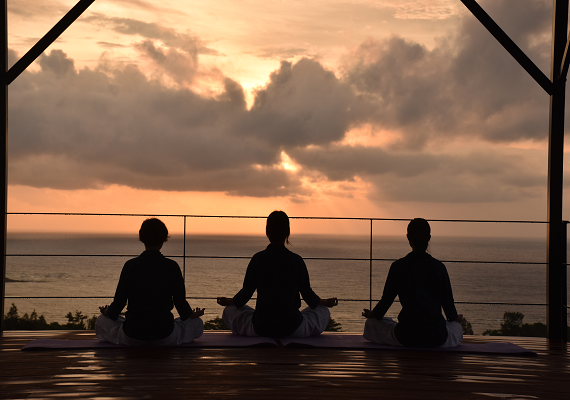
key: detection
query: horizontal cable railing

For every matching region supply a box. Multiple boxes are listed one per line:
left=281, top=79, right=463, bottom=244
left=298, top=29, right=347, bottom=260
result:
left=4, top=212, right=567, bottom=311
left=4, top=253, right=549, bottom=265
left=3, top=295, right=548, bottom=307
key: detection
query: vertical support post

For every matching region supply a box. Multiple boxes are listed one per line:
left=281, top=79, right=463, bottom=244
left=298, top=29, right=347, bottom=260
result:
left=562, top=221, right=568, bottom=341
left=183, top=216, right=186, bottom=281
left=369, top=219, right=373, bottom=310
left=0, top=0, right=7, bottom=336
left=547, top=0, right=568, bottom=342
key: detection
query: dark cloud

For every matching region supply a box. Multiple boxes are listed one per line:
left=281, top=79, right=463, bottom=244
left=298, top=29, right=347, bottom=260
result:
left=9, top=50, right=290, bottom=196
left=9, top=155, right=303, bottom=197
left=83, top=14, right=220, bottom=57
left=246, top=59, right=356, bottom=148
left=134, top=39, right=200, bottom=85
left=288, top=144, right=544, bottom=203
left=37, top=49, right=76, bottom=78
left=343, top=0, right=552, bottom=147
left=7, top=1, right=557, bottom=205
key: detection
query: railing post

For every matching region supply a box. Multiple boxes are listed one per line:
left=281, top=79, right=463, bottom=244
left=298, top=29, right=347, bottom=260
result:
left=561, top=221, right=568, bottom=342
left=369, top=219, right=373, bottom=311
left=547, top=0, right=568, bottom=342
left=0, top=0, right=7, bottom=336
left=183, top=216, right=187, bottom=281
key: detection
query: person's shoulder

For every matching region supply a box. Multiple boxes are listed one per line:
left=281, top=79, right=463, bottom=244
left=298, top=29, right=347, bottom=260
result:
left=162, top=256, right=180, bottom=267
left=123, top=256, right=140, bottom=267
left=258, top=244, right=303, bottom=262
left=251, top=248, right=269, bottom=260
left=137, top=251, right=179, bottom=267
left=274, top=245, right=302, bottom=261
left=393, top=252, right=414, bottom=265
left=288, top=249, right=304, bottom=263
left=424, top=252, right=443, bottom=263
left=154, top=253, right=180, bottom=270
left=394, top=251, right=440, bottom=266
left=422, top=253, right=447, bottom=270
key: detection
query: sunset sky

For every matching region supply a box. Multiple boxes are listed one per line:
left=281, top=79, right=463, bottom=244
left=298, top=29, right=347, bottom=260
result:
left=4, top=0, right=566, bottom=237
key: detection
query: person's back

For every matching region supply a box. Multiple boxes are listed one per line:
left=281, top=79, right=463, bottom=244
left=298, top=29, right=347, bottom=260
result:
left=390, top=251, right=455, bottom=347
left=96, top=218, right=204, bottom=345
left=247, top=244, right=319, bottom=337
left=362, top=218, right=463, bottom=348
left=217, top=210, right=338, bottom=337
left=114, top=250, right=188, bottom=340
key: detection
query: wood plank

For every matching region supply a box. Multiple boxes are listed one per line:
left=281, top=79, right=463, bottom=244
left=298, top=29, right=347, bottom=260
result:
left=0, top=331, right=568, bottom=399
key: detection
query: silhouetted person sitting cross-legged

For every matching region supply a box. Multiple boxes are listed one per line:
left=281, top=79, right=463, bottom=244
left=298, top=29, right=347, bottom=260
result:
left=96, top=218, right=204, bottom=345
left=217, top=211, right=338, bottom=337
left=362, top=218, right=463, bottom=347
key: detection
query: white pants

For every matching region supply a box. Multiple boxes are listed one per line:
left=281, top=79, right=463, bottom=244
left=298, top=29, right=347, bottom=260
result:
left=222, top=305, right=330, bottom=337
left=95, top=314, right=204, bottom=346
left=363, top=317, right=463, bottom=348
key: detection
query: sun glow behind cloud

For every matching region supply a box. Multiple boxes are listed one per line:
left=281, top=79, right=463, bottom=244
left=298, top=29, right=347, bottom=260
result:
left=339, top=125, right=402, bottom=148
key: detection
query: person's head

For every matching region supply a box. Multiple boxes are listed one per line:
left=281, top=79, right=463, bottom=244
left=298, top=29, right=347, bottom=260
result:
left=406, top=218, right=431, bottom=252
left=266, top=211, right=290, bottom=245
left=139, top=218, right=169, bottom=249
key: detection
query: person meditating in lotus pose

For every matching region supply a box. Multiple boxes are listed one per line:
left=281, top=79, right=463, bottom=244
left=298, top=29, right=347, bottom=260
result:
left=362, top=218, right=463, bottom=347
left=217, top=211, right=338, bottom=337
left=96, top=218, right=205, bottom=345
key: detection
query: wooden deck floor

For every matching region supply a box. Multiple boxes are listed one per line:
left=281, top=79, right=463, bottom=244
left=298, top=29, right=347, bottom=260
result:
left=0, top=331, right=568, bottom=400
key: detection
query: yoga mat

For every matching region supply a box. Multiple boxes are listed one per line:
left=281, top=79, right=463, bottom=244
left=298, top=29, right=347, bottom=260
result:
left=280, top=334, right=537, bottom=356
left=21, top=332, right=278, bottom=350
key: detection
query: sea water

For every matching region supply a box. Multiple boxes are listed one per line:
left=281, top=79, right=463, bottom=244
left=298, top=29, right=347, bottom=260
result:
left=4, top=232, right=569, bottom=334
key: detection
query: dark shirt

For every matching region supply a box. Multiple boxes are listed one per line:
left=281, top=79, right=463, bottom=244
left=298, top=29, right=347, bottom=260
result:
left=107, top=250, right=192, bottom=340
left=372, top=251, right=458, bottom=347
left=233, top=243, right=321, bottom=337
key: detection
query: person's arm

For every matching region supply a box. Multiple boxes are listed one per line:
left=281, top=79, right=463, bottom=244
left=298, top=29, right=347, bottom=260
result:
left=320, top=298, right=338, bottom=307
left=172, top=262, right=193, bottom=320
left=363, top=261, right=399, bottom=319
left=297, top=257, right=321, bottom=309
left=217, top=297, right=234, bottom=306
left=440, top=264, right=459, bottom=322
left=106, top=263, right=130, bottom=320
left=361, top=308, right=374, bottom=318
left=190, top=308, right=205, bottom=318
left=231, top=256, right=258, bottom=309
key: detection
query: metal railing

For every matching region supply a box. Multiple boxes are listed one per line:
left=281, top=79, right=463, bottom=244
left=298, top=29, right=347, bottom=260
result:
left=3, top=212, right=568, bottom=337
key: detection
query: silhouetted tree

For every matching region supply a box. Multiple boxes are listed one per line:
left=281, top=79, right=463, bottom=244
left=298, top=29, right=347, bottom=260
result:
left=3, top=304, right=97, bottom=330
left=482, top=311, right=568, bottom=337
left=325, top=317, right=342, bottom=332
left=461, top=317, right=473, bottom=335
left=204, top=316, right=228, bottom=330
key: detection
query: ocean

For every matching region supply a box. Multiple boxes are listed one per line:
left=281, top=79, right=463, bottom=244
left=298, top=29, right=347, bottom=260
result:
left=4, top=232, right=569, bottom=334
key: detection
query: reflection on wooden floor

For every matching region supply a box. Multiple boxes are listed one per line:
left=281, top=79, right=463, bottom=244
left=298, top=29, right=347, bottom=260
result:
left=0, top=331, right=568, bottom=399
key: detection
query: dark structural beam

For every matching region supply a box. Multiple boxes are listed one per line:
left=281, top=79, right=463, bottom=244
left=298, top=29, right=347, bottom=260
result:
left=0, top=0, right=6, bottom=335
left=6, top=0, right=95, bottom=85
left=0, top=0, right=96, bottom=335
left=547, top=0, right=568, bottom=342
left=560, top=31, right=570, bottom=80
left=460, top=0, right=553, bottom=95
left=461, top=0, right=568, bottom=341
